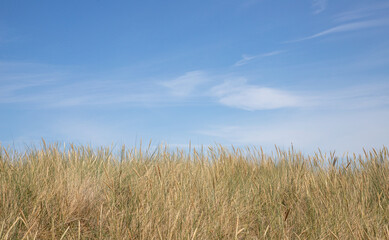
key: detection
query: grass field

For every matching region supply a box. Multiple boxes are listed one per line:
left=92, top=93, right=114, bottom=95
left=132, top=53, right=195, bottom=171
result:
left=0, top=141, right=388, bottom=239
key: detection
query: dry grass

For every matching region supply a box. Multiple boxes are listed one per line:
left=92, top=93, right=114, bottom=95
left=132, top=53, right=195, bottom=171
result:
left=0, top=141, right=388, bottom=239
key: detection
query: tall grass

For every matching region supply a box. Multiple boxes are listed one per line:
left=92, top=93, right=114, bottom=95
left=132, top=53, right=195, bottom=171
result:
left=0, top=142, right=388, bottom=239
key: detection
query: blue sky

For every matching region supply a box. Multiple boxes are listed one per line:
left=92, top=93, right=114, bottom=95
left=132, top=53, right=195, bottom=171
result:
left=1, top=0, right=389, bottom=153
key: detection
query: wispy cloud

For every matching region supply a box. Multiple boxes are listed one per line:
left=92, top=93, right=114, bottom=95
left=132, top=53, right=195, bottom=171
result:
left=234, top=51, right=283, bottom=66
left=334, top=2, right=389, bottom=22
left=0, top=62, right=169, bottom=108
left=0, top=63, right=213, bottom=108
left=209, top=77, right=389, bottom=111
left=3, top=62, right=388, bottom=113
left=159, top=71, right=208, bottom=97
left=210, top=78, right=303, bottom=110
left=288, top=19, right=389, bottom=42
left=312, top=0, right=327, bottom=14
left=0, top=78, right=159, bottom=108
left=234, top=55, right=257, bottom=67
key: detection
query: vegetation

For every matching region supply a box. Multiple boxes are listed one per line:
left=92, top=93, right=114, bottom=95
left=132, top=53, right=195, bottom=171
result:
left=0, top=141, right=388, bottom=239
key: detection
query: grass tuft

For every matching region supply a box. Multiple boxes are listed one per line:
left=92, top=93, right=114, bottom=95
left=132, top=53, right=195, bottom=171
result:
left=0, top=143, right=388, bottom=239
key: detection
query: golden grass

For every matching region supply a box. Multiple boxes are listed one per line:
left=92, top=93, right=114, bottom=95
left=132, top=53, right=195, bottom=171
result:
left=0, top=141, right=388, bottom=239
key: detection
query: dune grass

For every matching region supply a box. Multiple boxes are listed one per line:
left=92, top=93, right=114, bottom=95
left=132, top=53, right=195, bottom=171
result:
left=0, top=141, right=388, bottom=239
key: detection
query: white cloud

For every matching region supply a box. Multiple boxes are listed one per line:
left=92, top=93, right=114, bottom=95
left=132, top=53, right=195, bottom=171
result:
left=210, top=78, right=389, bottom=111
left=210, top=78, right=303, bottom=110
left=234, top=51, right=283, bottom=66
left=160, top=71, right=208, bottom=97
left=289, top=19, right=389, bottom=42
left=312, top=0, right=327, bottom=14
left=201, top=82, right=389, bottom=152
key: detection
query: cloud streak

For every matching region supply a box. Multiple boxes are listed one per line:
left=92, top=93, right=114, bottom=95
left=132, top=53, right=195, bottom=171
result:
left=159, top=71, right=208, bottom=97
left=0, top=62, right=170, bottom=108
left=0, top=78, right=161, bottom=107
left=288, top=19, right=389, bottom=42
left=334, top=2, right=389, bottom=22
left=0, top=65, right=210, bottom=108
left=234, top=51, right=283, bottom=66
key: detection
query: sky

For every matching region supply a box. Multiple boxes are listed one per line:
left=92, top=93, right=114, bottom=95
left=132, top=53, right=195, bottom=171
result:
left=1, top=0, right=389, bottom=154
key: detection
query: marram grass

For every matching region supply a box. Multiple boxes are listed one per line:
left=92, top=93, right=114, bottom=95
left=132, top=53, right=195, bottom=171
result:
left=0, top=142, right=388, bottom=239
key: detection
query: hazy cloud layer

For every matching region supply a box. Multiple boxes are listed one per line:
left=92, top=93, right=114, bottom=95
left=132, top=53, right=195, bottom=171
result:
left=199, top=109, right=389, bottom=154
